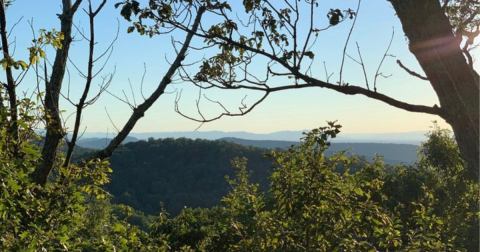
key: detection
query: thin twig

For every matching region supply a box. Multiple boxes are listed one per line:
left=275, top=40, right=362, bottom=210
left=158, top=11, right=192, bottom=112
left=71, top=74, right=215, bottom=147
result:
left=339, top=0, right=362, bottom=85
left=104, top=107, right=120, bottom=133
left=374, top=27, right=395, bottom=91
left=354, top=42, right=369, bottom=90
left=396, top=59, right=428, bottom=81
left=323, top=61, right=333, bottom=83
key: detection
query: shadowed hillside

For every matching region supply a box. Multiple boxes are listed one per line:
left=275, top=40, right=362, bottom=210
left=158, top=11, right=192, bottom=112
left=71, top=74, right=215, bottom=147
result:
left=106, top=138, right=272, bottom=216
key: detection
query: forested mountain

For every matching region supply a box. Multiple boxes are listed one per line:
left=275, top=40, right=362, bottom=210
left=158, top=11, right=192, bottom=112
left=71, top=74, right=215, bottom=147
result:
left=106, top=138, right=272, bottom=216
left=101, top=137, right=419, bottom=216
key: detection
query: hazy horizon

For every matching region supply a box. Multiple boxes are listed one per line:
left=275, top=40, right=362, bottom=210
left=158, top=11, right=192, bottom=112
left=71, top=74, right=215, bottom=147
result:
left=60, top=129, right=432, bottom=145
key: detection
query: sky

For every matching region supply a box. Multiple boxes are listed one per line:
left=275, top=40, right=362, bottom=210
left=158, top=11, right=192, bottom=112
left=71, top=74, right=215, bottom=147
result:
left=3, top=0, right=478, bottom=135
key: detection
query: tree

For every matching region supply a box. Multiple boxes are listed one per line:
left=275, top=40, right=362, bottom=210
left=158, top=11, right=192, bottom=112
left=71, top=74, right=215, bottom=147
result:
left=119, top=0, right=479, bottom=179
left=0, top=0, right=111, bottom=186
left=0, top=0, right=208, bottom=186
left=389, top=0, right=479, bottom=179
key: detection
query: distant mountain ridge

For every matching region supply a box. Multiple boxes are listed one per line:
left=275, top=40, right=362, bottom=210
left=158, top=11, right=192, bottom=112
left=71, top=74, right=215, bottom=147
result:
left=75, top=136, right=138, bottom=149
left=73, top=134, right=419, bottom=166
left=71, top=130, right=428, bottom=145
left=72, top=131, right=422, bottom=164
left=219, top=137, right=419, bottom=165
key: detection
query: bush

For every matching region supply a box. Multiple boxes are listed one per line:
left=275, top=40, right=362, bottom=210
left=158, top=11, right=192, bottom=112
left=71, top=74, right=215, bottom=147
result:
left=152, top=122, right=479, bottom=251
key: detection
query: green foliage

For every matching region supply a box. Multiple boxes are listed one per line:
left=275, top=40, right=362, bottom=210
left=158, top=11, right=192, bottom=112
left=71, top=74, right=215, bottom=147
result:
left=0, top=98, right=160, bottom=251
left=327, top=9, right=356, bottom=26
left=418, top=122, right=464, bottom=177
left=213, top=123, right=403, bottom=251
left=152, top=123, right=479, bottom=251
left=443, top=0, right=480, bottom=32
left=0, top=56, right=28, bottom=71
left=0, top=28, right=63, bottom=71
left=0, top=146, right=113, bottom=250
left=383, top=122, right=479, bottom=251
left=28, top=28, right=64, bottom=66
left=151, top=206, right=231, bottom=251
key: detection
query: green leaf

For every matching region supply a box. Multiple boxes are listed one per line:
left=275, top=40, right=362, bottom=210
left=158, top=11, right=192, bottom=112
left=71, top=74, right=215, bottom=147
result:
left=18, top=60, right=28, bottom=70
left=354, top=187, right=364, bottom=196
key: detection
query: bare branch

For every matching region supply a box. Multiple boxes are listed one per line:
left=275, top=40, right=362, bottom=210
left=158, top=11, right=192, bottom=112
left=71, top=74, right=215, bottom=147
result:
left=71, top=0, right=83, bottom=16
left=140, top=63, right=147, bottom=100
left=91, top=0, right=106, bottom=17
left=7, top=16, right=23, bottom=39
left=175, top=91, right=270, bottom=123
left=64, top=0, right=112, bottom=167
left=104, top=107, right=120, bottom=133
left=297, top=0, right=316, bottom=67
left=355, top=42, right=369, bottom=90
left=374, top=27, right=395, bottom=91
left=323, top=61, right=333, bottom=83
left=103, top=87, right=133, bottom=107
left=339, top=0, right=362, bottom=85
left=396, top=59, right=429, bottom=81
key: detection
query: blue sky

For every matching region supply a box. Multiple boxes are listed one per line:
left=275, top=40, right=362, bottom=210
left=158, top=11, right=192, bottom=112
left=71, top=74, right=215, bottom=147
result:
left=4, top=0, right=477, bottom=134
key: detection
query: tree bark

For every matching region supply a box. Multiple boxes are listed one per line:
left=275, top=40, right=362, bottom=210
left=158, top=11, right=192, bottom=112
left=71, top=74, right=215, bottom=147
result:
left=389, top=0, right=479, bottom=179
left=0, top=0, right=19, bottom=154
left=31, top=0, right=82, bottom=186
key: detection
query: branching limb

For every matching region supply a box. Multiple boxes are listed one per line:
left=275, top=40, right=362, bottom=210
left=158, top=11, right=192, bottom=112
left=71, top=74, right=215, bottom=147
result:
left=177, top=22, right=440, bottom=117
left=64, top=0, right=109, bottom=168
left=91, top=6, right=207, bottom=161
left=175, top=90, right=270, bottom=123
left=215, top=78, right=442, bottom=116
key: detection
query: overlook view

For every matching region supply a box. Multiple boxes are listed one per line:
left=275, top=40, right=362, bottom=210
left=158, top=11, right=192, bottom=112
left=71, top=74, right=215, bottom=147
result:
left=0, top=0, right=478, bottom=251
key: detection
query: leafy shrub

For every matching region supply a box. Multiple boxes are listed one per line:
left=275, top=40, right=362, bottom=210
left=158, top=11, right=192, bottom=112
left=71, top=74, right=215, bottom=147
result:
left=152, top=122, right=479, bottom=251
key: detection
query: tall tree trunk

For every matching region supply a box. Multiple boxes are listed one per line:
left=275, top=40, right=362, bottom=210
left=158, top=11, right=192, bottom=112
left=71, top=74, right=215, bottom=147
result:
left=0, top=0, right=19, bottom=155
left=31, top=0, right=82, bottom=186
left=389, top=0, right=479, bottom=179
